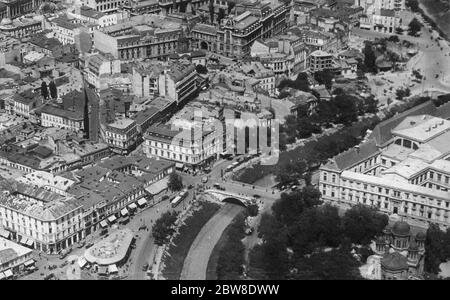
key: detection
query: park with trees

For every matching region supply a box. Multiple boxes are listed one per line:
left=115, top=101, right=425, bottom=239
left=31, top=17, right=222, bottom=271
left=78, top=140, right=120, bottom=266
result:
left=247, top=187, right=388, bottom=279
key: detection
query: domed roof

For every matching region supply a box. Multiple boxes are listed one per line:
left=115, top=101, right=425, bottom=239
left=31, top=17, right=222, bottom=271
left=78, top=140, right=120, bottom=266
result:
left=381, top=252, right=409, bottom=271
left=392, top=221, right=411, bottom=237
left=415, top=231, right=426, bottom=241
left=376, top=236, right=386, bottom=244
left=409, top=240, right=418, bottom=251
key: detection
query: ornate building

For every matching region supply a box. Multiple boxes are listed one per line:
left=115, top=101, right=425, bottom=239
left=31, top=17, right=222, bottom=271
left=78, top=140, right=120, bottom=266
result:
left=371, top=221, right=426, bottom=280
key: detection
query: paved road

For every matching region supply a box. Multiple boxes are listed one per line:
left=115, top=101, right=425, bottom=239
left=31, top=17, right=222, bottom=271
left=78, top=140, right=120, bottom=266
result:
left=180, top=203, right=245, bottom=280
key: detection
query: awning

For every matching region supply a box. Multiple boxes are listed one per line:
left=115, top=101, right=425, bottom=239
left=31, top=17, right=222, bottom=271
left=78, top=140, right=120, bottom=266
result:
left=24, top=259, right=35, bottom=267
left=0, top=229, right=10, bottom=239
left=78, top=257, right=87, bottom=268
left=108, top=264, right=118, bottom=274
left=98, top=266, right=108, bottom=275
left=145, top=177, right=169, bottom=195
left=100, top=220, right=108, bottom=228
left=175, top=163, right=184, bottom=168
left=19, top=236, right=28, bottom=245
left=128, top=203, right=137, bottom=210
left=3, top=269, right=13, bottom=278
left=107, top=215, right=117, bottom=223
left=120, top=208, right=128, bottom=217
left=26, top=239, right=34, bottom=247
left=137, top=198, right=147, bottom=207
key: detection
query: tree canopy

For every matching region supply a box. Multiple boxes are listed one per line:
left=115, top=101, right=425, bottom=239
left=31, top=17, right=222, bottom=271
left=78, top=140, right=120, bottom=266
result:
left=341, top=204, right=389, bottom=245
left=168, top=173, right=183, bottom=191
left=152, top=211, right=178, bottom=245
left=408, top=18, right=422, bottom=36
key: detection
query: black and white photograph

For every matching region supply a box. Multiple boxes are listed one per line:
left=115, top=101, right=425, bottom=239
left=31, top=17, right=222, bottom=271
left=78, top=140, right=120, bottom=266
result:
left=0, top=0, right=449, bottom=289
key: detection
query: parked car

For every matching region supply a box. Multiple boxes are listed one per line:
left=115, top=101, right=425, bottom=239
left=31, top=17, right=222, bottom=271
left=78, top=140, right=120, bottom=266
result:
left=142, top=263, right=149, bottom=271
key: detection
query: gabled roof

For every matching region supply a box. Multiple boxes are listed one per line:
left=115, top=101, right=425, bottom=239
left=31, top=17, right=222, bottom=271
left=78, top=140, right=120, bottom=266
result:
left=368, top=101, right=437, bottom=147
left=324, top=140, right=379, bottom=171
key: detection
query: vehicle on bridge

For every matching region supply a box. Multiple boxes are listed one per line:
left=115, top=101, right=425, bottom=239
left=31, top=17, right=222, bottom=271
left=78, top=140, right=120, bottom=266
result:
left=213, top=183, right=225, bottom=190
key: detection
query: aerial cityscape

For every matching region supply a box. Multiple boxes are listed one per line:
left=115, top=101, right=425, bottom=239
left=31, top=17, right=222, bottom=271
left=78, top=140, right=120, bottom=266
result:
left=0, top=0, right=449, bottom=284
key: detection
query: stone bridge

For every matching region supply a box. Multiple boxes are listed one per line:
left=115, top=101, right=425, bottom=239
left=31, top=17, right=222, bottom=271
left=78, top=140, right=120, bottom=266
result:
left=204, top=189, right=254, bottom=207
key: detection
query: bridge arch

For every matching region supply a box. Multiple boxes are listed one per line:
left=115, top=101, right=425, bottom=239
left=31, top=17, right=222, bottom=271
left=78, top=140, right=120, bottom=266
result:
left=221, top=197, right=247, bottom=208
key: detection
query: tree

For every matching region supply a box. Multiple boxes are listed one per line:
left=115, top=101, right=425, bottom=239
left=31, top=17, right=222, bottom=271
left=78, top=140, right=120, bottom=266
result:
left=395, top=27, right=404, bottom=35
left=168, top=172, right=183, bottom=191
left=424, top=223, right=445, bottom=274
left=249, top=213, right=290, bottom=279
left=292, top=249, right=363, bottom=280
left=152, top=211, right=178, bottom=245
left=406, top=0, right=419, bottom=12
left=314, top=69, right=334, bottom=90
left=247, top=203, right=259, bottom=217
left=217, top=214, right=246, bottom=279
left=388, top=35, right=400, bottom=43
left=332, top=94, right=358, bottom=125
left=341, top=204, right=388, bottom=245
left=272, top=186, right=322, bottom=227
left=363, top=42, right=377, bottom=74
left=227, top=1, right=235, bottom=13
left=41, top=81, right=49, bottom=100
left=195, top=64, right=208, bottom=74
left=275, top=159, right=309, bottom=188
left=408, top=18, right=422, bottom=36
left=289, top=204, right=342, bottom=256
left=48, top=80, right=57, bottom=99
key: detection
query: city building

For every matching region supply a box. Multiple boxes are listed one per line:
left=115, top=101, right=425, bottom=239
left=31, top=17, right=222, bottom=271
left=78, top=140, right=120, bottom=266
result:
left=191, top=0, right=289, bottom=58
left=319, top=113, right=450, bottom=230
left=0, top=179, right=85, bottom=254
left=82, top=0, right=126, bottom=13
left=83, top=52, right=121, bottom=90
left=104, top=118, right=138, bottom=155
left=0, top=237, right=34, bottom=277
left=143, top=124, right=220, bottom=170
left=308, top=49, right=334, bottom=72
left=0, top=0, right=42, bottom=20
left=158, top=63, right=197, bottom=104
left=40, top=105, right=84, bottom=131
left=92, top=14, right=183, bottom=61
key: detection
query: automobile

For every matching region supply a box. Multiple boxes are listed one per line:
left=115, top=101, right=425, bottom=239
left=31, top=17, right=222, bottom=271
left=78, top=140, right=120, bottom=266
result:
left=48, top=265, right=57, bottom=270
left=203, top=168, right=211, bottom=174
left=142, top=263, right=149, bottom=271
left=213, top=183, right=225, bottom=190
left=253, top=194, right=261, bottom=199
left=77, top=241, right=86, bottom=249
left=201, top=176, right=208, bottom=183
left=44, top=273, right=55, bottom=280
left=187, top=184, right=194, bottom=190
left=85, top=242, right=94, bottom=249
left=138, top=225, right=148, bottom=231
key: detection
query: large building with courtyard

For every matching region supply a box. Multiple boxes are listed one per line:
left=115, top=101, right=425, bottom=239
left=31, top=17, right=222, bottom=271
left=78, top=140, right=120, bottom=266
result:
left=319, top=103, right=450, bottom=230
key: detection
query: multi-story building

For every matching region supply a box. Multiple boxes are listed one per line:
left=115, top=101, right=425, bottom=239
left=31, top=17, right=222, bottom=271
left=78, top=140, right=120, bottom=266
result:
left=16, top=171, right=75, bottom=196
left=40, top=105, right=84, bottom=131
left=158, top=63, right=197, bottom=104
left=46, top=16, right=90, bottom=45
left=191, top=0, right=289, bottom=58
left=0, top=0, right=42, bottom=20
left=123, top=0, right=161, bottom=15
left=0, top=237, right=34, bottom=276
left=0, top=180, right=85, bottom=254
left=143, top=124, right=220, bottom=169
left=319, top=113, right=450, bottom=230
left=104, top=118, right=138, bottom=155
left=12, top=90, right=38, bottom=118
left=67, top=5, right=127, bottom=29
left=308, top=49, right=334, bottom=72
left=83, top=52, right=121, bottom=90
left=132, top=62, right=166, bottom=98
left=82, top=0, right=126, bottom=13
left=0, top=15, right=42, bottom=39
left=92, top=14, right=183, bottom=61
